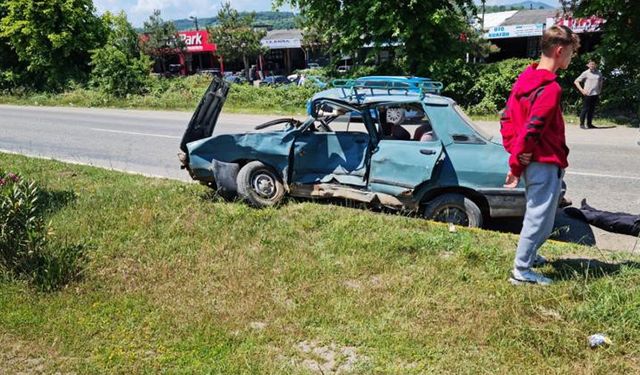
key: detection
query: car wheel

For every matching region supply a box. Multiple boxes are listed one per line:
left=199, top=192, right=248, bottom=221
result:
left=236, top=161, right=285, bottom=208
left=422, top=193, right=483, bottom=228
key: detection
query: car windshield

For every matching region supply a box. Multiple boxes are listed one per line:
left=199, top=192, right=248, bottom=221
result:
left=452, top=104, right=493, bottom=141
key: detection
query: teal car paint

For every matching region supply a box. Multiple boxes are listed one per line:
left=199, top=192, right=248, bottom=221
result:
left=179, top=77, right=526, bottom=227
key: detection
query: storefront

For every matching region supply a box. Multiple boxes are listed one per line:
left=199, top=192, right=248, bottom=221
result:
left=260, top=29, right=306, bottom=75
left=484, top=22, right=546, bottom=60
left=177, top=30, right=221, bottom=75
left=481, top=9, right=604, bottom=61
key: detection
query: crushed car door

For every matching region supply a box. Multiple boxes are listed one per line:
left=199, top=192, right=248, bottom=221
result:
left=179, top=77, right=229, bottom=154
left=291, top=130, right=370, bottom=187
left=368, top=138, right=444, bottom=196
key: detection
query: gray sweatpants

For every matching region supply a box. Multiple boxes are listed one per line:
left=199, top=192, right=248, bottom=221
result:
left=514, top=162, right=564, bottom=272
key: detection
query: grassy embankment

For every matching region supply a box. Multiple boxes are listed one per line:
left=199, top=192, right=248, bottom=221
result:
left=1, top=153, right=640, bottom=373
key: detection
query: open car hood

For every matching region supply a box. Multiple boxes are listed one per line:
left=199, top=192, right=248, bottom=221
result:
left=179, top=77, right=230, bottom=153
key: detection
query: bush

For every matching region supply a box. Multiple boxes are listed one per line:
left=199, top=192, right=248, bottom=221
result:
left=428, top=58, right=480, bottom=106
left=0, top=171, right=83, bottom=291
left=469, top=58, right=533, bottom=115
left=90, top=46, right=151, bottom=97
left=226, top=83, right=322, bottom=114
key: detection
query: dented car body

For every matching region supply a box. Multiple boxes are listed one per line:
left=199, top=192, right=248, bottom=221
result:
left=179, top=77, right=526, bottom=227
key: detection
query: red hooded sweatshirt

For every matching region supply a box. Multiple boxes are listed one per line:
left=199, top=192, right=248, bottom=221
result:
left=500, top=63, right=569, bottom=177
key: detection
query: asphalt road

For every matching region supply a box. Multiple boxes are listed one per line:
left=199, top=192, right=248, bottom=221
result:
left=1, top=105, right=639, bottom=251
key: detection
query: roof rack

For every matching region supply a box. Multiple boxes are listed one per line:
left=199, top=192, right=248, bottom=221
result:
left=331, top=79, right=444, bottom=103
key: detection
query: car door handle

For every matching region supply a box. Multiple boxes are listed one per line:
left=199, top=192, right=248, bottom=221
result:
left=420, top=149, right=437, bottom=155
left=355, top=139, right=366, bottom=144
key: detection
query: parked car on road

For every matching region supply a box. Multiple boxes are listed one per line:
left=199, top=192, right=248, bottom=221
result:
left=337, top=65, right=352, bottom=74
left=197, top=68, right=221, bottom=77
left=223, top=72, right=248, bottom=84
left=287, top=74, right=328, bottom=88
left=179, top=77, right=527, bottom=227
left=259, top=75, right=291, bottom=86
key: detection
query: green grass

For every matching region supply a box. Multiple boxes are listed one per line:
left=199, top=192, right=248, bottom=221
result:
left=0, top=75, right=318, bottom=116
left=1, top=153, right=640, bottom=373
left=1, top=75, right=636, bottom=127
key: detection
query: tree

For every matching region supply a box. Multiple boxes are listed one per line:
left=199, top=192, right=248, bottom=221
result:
left=560, top=0, right=579, bottom=14
left=273, top=0, right=475, bottom=74
left=207, top=2, right=268, bottom=81
left=0, top=0, right=22, bottom=90
left=575, top=0, right=640, bottom=116
left=140, top=10, right=185, bottom=74
left=90, top=12, right=151, bottom=97
left=0, top=0, right=106, bottom=90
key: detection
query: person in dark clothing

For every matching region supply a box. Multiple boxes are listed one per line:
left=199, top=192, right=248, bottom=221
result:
left=565, top=199, right=640, bottom=237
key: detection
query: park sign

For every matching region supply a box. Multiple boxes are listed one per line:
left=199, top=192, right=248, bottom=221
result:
left=484, top=23, right=544, bottom=39
left=179, top=30, right=216, bottom=53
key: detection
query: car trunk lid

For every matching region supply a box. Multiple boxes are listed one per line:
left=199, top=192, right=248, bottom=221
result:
left=179, top=77, right=229, bottom=154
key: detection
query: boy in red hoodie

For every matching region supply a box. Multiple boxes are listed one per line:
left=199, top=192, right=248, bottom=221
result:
left=501, top=25, right=580, bottom=285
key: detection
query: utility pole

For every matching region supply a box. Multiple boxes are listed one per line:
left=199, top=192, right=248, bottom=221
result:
left=481, top=0, right=486, bottom=31
left=190, top=16, right=199, bottom=31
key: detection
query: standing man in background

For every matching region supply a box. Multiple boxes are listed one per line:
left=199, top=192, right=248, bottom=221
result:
left=574, top=60, right=603, bottom=129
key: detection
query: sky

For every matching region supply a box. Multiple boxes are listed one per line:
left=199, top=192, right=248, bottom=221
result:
left=94, top=0, right=561, bottom=27
left=93, top=0, right=294, bottom=26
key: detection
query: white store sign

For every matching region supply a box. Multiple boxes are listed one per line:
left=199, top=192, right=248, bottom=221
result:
left=261, top=38, right=302, bottom=49
left=485, top=23, right=544, bottom=39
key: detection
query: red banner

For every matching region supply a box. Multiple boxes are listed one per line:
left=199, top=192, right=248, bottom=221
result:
left=179, top=30, right=216, bottom=53
left=555, top=15, right=605, bottom=33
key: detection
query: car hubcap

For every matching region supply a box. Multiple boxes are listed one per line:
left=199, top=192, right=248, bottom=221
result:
left=433, top=206, right=469, bottom=226
left=252, top=171, right=277, bottom=199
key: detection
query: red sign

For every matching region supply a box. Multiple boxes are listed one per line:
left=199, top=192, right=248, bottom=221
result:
left=555, top=15, right=605, bottom=33
left=179, top=30, right=216, bottom=53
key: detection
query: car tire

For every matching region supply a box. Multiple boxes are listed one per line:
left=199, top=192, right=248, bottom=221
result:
left=422, top=193, right=483, bottom=228
left=236, top=161, right=285, bottom=208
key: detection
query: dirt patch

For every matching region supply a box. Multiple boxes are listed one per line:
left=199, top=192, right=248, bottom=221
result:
left=294, top=340, right=366, bottom=374
left=342, top=279, right=362, bottom=290
left=249, top=321, right=267, bottom=330
left=0, top=333, right=57, bottom=374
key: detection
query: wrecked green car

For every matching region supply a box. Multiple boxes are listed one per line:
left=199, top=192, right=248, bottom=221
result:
left=179, top=77, right=525, bottom=227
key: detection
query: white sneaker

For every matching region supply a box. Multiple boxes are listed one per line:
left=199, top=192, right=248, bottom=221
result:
left=533, top=254, right=548, bottom=268
left=509, top=270, right=553, bottom=286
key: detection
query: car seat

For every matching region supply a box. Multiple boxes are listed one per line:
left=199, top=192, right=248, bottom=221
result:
left=414, top=121, right=435, bottom=141
left=385, top=108, right=411, bottom=141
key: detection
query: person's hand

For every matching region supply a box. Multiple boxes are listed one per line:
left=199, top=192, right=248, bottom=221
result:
left=504, top=171, right=519, bottom=188
left=518, top=152, right=532, bottom=166
left=581, top=89, right=588, bottom=96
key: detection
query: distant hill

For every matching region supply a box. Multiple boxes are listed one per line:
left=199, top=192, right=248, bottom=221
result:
left=172, top=11, right=297, bottom=31
left=483, top=1, right=556, bottom=13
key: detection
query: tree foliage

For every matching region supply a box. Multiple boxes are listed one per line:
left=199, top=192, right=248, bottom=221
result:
left=575, top=0, right=640, bottom=115
left=0, top=0, right=21, bottom=90
left=0, top=0, right=105, bottom=90
left=274, top=0, right=476, bottom=74
left=140, top=10, right=185, bottom=73
left=207, top=2, right=268, bottom=81
left=90, top=12, right=151, bottom=97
